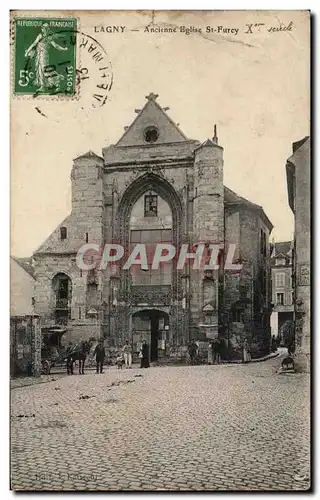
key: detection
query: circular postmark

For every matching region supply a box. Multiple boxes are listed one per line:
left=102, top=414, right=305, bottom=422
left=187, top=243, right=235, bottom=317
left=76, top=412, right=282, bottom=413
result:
left=12, top=17, right=113, bottom=110
left=71, top=29, right=114, bottom=109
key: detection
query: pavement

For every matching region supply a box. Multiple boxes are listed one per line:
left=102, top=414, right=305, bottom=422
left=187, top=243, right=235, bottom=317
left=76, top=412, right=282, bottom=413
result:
left=10, top=350, right=310, bottom=492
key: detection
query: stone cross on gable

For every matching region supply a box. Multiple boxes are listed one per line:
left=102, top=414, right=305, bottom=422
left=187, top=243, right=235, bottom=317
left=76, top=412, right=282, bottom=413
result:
left=145, top=92, right=159, bottom=101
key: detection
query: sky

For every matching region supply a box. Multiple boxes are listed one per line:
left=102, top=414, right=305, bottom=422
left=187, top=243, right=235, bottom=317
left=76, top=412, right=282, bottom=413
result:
left=11, top=10, right=310, bottom=257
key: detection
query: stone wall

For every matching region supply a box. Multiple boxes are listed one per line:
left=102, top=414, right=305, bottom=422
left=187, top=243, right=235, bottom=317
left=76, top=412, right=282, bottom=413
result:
left=292, top=139, right=310, bottom=372
left=33, top=254, right=100, bottom=343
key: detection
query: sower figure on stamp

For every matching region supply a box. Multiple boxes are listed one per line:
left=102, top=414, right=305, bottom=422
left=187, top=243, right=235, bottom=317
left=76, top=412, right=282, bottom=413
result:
left=93, top=340, right=105, bottom=374
left=24, top=23, right=68, bottom=91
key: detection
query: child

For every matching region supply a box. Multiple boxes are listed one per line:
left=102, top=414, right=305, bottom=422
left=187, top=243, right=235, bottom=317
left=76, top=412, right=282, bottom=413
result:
left=116, top=353, right=124, bottom=369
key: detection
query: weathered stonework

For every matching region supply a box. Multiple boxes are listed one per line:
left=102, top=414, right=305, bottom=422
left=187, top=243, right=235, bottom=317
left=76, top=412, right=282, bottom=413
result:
left=33, top=94, right=273, bottom=360
left=286, top=137, right=310, bottom=373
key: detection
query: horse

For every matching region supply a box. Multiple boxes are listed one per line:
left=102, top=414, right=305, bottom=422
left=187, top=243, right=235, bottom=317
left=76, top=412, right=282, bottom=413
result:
left=66, top=340, right=92, bottom=375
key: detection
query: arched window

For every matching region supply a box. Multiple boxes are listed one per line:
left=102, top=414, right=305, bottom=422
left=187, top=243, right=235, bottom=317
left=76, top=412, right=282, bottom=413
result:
left=129, top=190, right=173, bottom=286
left=52, top=273, right=72, bottom=324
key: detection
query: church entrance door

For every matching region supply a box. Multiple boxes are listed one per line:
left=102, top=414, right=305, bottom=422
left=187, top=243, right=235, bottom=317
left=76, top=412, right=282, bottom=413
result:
left=131, top=309, right=169, bottom=362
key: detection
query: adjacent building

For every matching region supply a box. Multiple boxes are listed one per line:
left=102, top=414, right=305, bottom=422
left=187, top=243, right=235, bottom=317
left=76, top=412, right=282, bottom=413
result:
left=10, top=257, right=36, bottom=375
left=286, top=136, right=310, bottom=372
left=33, top=94, right=273, bottom=360
left=270, top=241, right=294, bottom=342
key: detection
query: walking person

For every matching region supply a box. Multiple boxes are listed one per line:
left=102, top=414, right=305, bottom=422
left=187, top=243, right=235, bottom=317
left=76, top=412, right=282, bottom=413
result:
left=122, top=340, right=133, bottom=369
left=243, top=337, right=251, bottom=363
left=93, top=340, right=105, bottom=374
left=140, top=340, right=150, bottom=368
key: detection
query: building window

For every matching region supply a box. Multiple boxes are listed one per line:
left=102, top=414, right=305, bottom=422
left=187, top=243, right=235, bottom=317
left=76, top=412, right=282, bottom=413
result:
left=85, top=232, right=88, bottom=243
left=144, top=194, right=158, bottom=217
left=60, top=226, right=67, bottom=240
left=144, top=126, right=159, bottom=143
left=52, top=273, right=72, bottom=325
left=275, top=273, right=285, bottom=287
left=276, top=257, right=286, bottom=266
left=276, top=293, right=284, bottom=306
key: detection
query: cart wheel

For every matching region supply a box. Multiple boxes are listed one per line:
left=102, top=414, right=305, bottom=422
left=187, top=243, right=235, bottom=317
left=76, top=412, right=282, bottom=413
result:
left=42, top=360, right=51, bottom=375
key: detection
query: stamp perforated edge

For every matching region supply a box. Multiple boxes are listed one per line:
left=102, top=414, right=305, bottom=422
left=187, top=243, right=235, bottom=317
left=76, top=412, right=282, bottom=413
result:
left=10, top=12, right=81, bottom=102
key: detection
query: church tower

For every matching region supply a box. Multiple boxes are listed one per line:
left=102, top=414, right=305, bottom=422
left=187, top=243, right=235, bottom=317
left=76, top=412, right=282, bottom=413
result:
left=192, top=131, right=224, bottom=339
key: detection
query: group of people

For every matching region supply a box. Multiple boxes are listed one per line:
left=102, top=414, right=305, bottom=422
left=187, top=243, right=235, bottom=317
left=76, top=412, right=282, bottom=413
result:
left=73, top=336, right=260, bottom=373
left=188, top=338, right=222, bottom=365
left=208, top=339, right=223, bottom=365
left=94, top=339, right=151, bottom=372
left=188, top=337, right=253, bottom=365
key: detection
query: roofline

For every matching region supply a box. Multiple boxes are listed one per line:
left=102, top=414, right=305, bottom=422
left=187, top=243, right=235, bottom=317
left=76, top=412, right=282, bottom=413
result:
left=11, top=256, right=36, bottom=280
left=292, top=136, right=310, bottom=154
left=224, top=201, right=273, bottom=232
left=33, top=214, right=72, bottom=255
left=106, top=139, right=199, bottom=151
left=194, top=140, right=223, bottom=152
left=73, top=151, right=104, bottom=162
left=33, top=251, right=77, bottom=257
left=114, top=98, right=189, bottom=146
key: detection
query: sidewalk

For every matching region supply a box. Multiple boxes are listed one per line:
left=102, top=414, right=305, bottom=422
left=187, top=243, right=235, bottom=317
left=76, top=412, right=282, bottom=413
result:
left=220, top=350, right=280, bottom=365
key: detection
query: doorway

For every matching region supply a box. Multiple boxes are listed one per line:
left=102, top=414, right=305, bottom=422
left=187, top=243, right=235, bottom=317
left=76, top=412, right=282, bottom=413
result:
left=131, top=309, right=169, bottom=362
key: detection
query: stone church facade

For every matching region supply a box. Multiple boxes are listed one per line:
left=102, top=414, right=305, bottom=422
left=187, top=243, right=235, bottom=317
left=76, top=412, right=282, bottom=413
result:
left=33, top=93, right=273, bottom=360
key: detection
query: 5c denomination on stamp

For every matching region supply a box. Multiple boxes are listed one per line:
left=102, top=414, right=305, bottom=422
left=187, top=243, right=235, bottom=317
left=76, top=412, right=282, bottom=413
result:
left=14, top=18, right=77, bottom=96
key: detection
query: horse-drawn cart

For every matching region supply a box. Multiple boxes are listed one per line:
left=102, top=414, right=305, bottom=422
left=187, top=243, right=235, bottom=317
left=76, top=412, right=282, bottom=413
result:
left=41, top=326, right=68, bottom=375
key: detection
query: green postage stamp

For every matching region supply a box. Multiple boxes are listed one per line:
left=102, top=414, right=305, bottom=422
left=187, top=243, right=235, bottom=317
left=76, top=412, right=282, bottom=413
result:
left=13, top=18, right=77, bottom=96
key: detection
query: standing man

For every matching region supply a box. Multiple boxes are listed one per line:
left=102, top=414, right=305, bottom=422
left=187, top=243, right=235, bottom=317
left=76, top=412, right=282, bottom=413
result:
left=213, top=338, right=221, bottom=365
left=66, top=342, right=74, bottom=375
left=188, top=339, right=197, bottom=365
left=93, top=340, right=105, bottom=374
left=122, top=340, right=132, bottom=369
left=208, top=340, right=214, bottom=365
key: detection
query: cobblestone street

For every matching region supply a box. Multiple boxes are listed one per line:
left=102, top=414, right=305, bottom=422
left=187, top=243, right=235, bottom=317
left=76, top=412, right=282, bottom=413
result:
left=10, top=353, right=310, bottom=491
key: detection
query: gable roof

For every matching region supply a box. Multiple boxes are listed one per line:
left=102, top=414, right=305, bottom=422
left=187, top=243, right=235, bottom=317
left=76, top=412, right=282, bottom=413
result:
left=224, top=186, right=273, bottom=232
left=115, top=94, right=189, bottom=147
left=73, top=150, right=104, bottom=161
left=11, top=257, right=35, bottom=279
left=270, top=241, right=292, bottom=265
left=274, top=241, right=292, bottom=257
left=292, top=136, right=309, bottom=153
left=33, top=214, right=75, bottom=255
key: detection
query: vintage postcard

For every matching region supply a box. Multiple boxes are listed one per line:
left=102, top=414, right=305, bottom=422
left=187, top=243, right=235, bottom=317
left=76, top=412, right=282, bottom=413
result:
left=10, top=10, right=310, bottom=492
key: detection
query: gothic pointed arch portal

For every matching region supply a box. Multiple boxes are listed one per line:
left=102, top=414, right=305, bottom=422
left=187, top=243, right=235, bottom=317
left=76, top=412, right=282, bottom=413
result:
left=117, top=172, right=183, bottom=248
left=112, top=172, right=186, bottom=345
